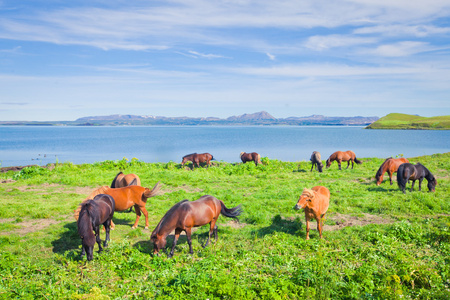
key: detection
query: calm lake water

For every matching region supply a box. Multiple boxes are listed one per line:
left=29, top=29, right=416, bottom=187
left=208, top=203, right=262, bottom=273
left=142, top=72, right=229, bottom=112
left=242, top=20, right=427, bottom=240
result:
left=0, top=126, right=448, bottom=167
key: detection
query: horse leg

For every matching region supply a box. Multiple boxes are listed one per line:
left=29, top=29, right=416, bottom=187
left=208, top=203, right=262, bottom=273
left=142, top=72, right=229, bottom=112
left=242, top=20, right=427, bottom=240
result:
left=103, top=220, right=111, bottom=247
left=213, top=225, right=218, bottom=242
left=305, top=217, right=311, bottom=240
left=410, top=180, right=416, bottom=192
left=140, top=206, right=150, bottom=229
left=185, top=228, right=194, bottom=254
left=388, top=170, right=393, bottom=185
left=81, top=245, right=86, bottom=257
left=204, top=220, right=216, bottom=248
left=169, top=228, right=182, bottom=258
left=346, top=160, right=351, bottom=169
left=418, top=178, right=423, bottom=191
left=110, top=219, right=115, bottom=230
left=94, top=226, right=103, bottom=253
left=338, top=160, right=342, bottom=170
left=132, top=205, right=142, bottom=229
left=310, top=163, right=314, bottom=172
left=317, top=218, right=323, bottom=239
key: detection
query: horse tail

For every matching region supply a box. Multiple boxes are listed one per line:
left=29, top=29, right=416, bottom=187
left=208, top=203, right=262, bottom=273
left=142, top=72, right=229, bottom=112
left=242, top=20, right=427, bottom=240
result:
left=220, top=201, right=242, bottom=221
left=110, top=172, right=123, bottom=188
left=354, top=157, right=363, bottom=164
left=143, top=182, right=163, bottom=199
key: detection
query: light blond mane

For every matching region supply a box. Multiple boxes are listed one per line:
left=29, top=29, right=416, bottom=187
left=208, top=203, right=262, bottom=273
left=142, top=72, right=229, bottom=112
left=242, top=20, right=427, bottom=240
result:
left=73, top=186, right=110, bottom=220
left=301, top=188, right=316, bottom=200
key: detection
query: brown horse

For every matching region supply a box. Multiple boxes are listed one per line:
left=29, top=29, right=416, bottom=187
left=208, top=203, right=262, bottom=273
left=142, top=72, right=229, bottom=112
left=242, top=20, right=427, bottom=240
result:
left=181, top=153, right=215, bottom=168
left=310, top=151, right=323, bottom=172
left=74, top=182, right=162, bottom=229
left=375, top=157, right=409, bottom=186
left=240, top=152, right=262, bottom=166
left=326, top=150, right=362, bottom=170
left=397, top=163, right=437, bottom=194
left=151, top=195, right=242, bottom=257
left=294, top=186, right=330, bottom=240
left=110, top=172, right=141, bottom=188
left=77, top=194, right=115, bottom=261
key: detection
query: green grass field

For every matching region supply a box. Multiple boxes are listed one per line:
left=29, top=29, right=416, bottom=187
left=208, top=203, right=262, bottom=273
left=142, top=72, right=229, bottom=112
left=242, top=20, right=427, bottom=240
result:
left=366, top=113, right=450, bottom=130
left=0, top=153, right=449, bottom=299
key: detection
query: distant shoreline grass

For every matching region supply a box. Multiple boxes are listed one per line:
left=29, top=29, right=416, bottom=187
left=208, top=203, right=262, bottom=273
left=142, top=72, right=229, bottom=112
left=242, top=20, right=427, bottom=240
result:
left=366, top=113, right=450, bottom=130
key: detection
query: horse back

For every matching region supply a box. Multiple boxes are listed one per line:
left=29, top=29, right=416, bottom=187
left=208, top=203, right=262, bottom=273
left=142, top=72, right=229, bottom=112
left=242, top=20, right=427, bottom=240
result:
left=183, top=196, right=220, bottom=227
left=92, top=194, right=115, bottom=223
left=311, top=186, right=330, bottom=215
left=103, top=185, right=146, bottom=210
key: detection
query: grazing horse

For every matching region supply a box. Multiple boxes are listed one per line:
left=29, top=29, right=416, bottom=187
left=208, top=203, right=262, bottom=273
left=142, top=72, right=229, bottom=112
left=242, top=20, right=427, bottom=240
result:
left=77, top=194, right=115, bottom=261
left=375, top=157, right=409, bottom=186
left=151, top=195, right=242, bottom=257
left=326, top=150, right=362, bottom=170
left=181, top=153, right=215, bottom=168
left=294, top=186, right=330, bottom=240
left=110, top=172, right=141, bottom=188
left=310, top=151, right=323, bottom=172
left=240, top=152, right=262, bottom=166
left=397, top=163, right=437, bottom=194
left=111, top=172, right=141, bottom=212
left=74, top=182, right=162, bottom=229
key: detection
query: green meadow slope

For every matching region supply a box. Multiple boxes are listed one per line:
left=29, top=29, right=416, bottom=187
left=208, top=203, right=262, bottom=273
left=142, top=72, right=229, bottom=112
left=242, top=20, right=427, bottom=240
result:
left=0, top=153, right=449, bottom=299
left=366, top=113, right=450, bottom=129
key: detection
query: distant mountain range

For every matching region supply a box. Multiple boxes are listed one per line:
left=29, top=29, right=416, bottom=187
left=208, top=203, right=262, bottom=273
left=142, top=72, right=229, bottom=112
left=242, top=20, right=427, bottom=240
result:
left=0, top=111, right=379, bottom=126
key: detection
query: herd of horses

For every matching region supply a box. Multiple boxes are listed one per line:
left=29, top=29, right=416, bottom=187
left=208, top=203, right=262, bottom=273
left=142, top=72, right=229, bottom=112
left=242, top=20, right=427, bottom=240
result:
left=76, top=150, right=438, bottom=260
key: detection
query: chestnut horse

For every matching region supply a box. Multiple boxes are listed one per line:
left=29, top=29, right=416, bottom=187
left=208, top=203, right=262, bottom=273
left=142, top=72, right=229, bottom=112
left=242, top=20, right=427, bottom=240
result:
left=326, top=150, right=362, bottom=170
left=310, top=151, right=323, bottom=172
left=240, top=152, right=262, bottom=166
left=111, top=172, right=141, bottom=212
left=151, top=195, right=242, bottom=257
left=294, top=186, right=330, bottom=240
left=181, top=153, right=215, bottom=168
left=110, top=172, right=141, bottom=188
left=375, top=157, right=409, bottom=186
left=74, top=182, right=162, bottom=229
left=397, top=163, right=437, bottom=194
left=77, top=194, right=115, bottom=261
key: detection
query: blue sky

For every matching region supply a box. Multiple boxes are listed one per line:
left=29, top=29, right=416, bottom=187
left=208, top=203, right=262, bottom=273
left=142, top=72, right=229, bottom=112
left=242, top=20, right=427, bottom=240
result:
left=1, top=0, right=450, bottom=121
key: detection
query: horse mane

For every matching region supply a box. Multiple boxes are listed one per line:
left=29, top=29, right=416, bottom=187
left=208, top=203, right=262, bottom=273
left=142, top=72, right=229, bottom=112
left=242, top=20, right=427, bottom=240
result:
left=73, top=186, right=110, bottom=220
left=376, top=157, right=393, bottom=177
left=302, top=188, right=315, bottom=200
left=240, top=152, right=245, bottom=158
left=152, top=199, right=189, bottom=237
left=183, top=153, right=197, bottom=159
left=110, top=172, right=123, bottom=188
left=77, top=201, right=95, bottom=238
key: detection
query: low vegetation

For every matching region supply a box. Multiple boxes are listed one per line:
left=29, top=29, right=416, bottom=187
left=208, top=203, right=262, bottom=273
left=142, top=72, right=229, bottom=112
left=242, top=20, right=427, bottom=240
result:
left=0, top=153, right=449, bottom=299
left=366, top=113, right=450, bottom=130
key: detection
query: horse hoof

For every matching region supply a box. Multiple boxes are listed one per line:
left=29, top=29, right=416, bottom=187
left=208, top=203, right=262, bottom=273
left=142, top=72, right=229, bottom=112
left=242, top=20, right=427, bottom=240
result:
left=131, top=226, right=137, bottom=229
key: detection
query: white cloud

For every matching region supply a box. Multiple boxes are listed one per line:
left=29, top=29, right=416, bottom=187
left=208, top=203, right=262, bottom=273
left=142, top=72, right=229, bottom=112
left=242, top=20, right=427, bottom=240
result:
left=305, top=35, right=376, bottom=51
left=266, top=52, right=275, bottom=60
left=371, top=41, right=432, bottom=57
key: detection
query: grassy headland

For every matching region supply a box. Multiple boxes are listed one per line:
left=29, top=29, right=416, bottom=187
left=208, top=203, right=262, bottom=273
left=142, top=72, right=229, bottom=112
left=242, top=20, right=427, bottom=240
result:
left=366, top=113, right=450, bottom=130
left=0, top=154, right=449, bottom=299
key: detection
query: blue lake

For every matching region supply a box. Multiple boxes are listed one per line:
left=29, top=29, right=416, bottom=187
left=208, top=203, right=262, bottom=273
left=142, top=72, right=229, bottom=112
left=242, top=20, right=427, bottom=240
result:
left=0, top=126, right=448, bottom=167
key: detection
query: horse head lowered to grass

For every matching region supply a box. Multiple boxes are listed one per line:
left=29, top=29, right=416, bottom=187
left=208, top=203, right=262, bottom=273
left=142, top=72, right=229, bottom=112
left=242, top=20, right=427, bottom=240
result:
left=77, top=194, right=115, bottom=261
left=375, top=157, right=409, bottom=186
left=181, top=153, right=215, bottom=168
left=294, top=186, right=330, bottom=240
left=397, top=163, right=437, bottom=194
left=151, top=195, right=242, bottom=257
left=326, top=150, right=362, bottom=170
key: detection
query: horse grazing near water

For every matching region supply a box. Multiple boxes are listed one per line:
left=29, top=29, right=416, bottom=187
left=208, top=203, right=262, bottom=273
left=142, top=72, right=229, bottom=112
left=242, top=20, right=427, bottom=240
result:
left=375, top=157, right=409, bottom=186
left=110, top=172, right=141, bottom=188
left=310, top=151, right=323, bottom=172
left=397, top=163, right=437, bottom=194
left=77, top=194, right=115, bottom=261
left=181, top=153, right=215, bottom=168
left=74, top=182, right=162, bottom=229
left=151, top=195, right=242, bottom=257
left=326, top=150, right=362, bottom=170
left=240, top=152, right=262, bottom=166
left=111, top=172, right=141, bottom=213
left=294, top=186, right=330, bottom=240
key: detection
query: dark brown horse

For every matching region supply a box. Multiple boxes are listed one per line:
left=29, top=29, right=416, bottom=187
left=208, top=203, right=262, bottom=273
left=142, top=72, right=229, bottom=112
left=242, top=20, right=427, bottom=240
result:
left=151, top=195, right=242, bottom=257
left=310, top=151, right=323, bottom=172
left=77, top=194, right=115, bottom=261
left=397, top=163, right=437, bottom=194
left=181, top=153, right=215, bottom=168
left=240, top=152, right=262, bottom=166
left=326, top=150, right=362, bottom=170
left=110, top=172, right=141, bottom=188
left=375, top=157, right=409, bottom=186
left=74, top=182, right=162, bottom=229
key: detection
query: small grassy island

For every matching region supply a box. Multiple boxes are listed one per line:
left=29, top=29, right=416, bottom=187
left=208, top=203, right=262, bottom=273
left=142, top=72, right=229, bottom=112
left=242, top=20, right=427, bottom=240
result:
left=366, top=113, right=450, bottom=130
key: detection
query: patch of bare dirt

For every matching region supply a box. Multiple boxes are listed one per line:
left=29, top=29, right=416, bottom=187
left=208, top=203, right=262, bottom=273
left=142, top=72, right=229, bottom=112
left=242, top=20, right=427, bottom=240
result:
left=164, top=184, right=204, bottom=194
left=324, top=212, right=395, bottom=231
left=0, top=217, right=72, bottom=236
left=1, top=179, right=16, bottom=184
